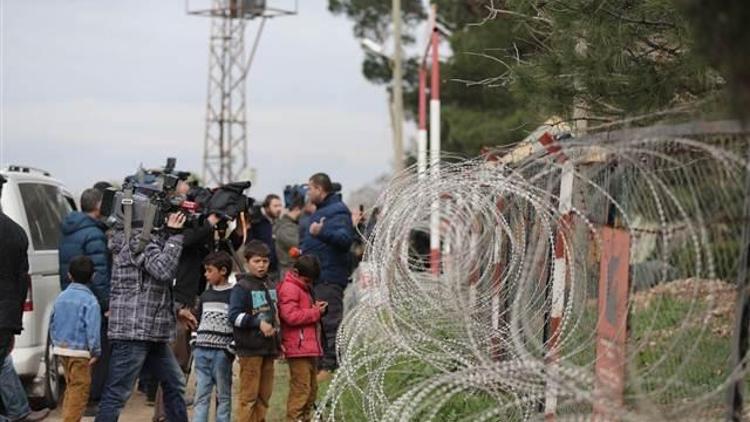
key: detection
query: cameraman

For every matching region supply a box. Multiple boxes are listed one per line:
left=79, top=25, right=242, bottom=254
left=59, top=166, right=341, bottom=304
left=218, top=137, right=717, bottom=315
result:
left=95, top=213, right=188, bottom=422
left=170, top=181, right=220, bottom=370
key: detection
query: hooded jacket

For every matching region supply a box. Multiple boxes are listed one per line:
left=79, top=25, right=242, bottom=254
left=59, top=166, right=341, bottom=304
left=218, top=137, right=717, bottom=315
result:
left=300, top=194, right=354, bottom=286
left=277, top=271, right=323, bottom=358
left=228, top=273, right=280, bottom=357
left=59, top=211, right=110, bottom=310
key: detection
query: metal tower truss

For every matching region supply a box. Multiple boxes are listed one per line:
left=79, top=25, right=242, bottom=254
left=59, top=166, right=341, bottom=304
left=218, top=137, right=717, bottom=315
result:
left=188, top=0, right=297, bottom=186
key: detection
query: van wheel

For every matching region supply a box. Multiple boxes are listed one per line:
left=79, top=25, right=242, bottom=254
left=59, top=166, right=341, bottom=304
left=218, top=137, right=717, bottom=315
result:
left=43, top=335, right=63, bottom=409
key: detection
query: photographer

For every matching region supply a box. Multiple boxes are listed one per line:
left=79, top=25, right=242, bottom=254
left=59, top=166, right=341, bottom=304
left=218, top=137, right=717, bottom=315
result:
left=153, top=202, right=221, bottom=421
left=170, top=181, right=221, bottom=370
left=95, top=213, right=188, bottom=422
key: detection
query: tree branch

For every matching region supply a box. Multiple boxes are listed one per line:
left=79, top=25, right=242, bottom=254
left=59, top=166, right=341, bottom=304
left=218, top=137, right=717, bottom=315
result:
left=602, top=8, right=677, bottom=29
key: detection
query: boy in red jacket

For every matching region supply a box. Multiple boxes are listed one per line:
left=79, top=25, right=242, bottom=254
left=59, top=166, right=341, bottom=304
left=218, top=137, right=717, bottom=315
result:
left=277, top=255, right=327, bottom=422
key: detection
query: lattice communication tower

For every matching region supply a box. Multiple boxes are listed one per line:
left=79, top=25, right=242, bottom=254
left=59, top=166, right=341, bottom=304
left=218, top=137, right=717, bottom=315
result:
left=188, top=0, right=297, bottom=185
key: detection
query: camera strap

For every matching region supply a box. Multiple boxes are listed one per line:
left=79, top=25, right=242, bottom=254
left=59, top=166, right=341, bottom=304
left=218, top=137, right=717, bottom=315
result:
left=122, top=187, right=134, bottom=243
left=133, top=202, right=157, bottom=254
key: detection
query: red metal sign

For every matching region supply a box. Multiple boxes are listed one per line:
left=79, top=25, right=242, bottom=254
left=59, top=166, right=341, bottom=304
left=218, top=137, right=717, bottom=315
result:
left=593, top=227, right=630, bottom=421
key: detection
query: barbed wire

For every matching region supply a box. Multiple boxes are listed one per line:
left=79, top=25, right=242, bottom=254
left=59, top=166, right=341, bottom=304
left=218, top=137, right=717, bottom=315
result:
left=316, top=130, right=750, bottom=421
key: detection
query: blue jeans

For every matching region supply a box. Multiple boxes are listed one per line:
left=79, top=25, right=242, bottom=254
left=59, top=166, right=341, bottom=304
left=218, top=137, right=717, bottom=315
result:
left=0, top=354, right=31, bottom=421
left=193, top=347, right=232, bottom=422
left=95, top=341, right=187, bottom=422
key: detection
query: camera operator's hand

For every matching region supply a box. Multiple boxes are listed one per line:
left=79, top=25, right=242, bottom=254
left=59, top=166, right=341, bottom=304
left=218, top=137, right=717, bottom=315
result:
left=207, top=213, right=221, bottom=227
left=309, top=217, right=326, bottom=237
left=167, top=212, right=187, bottom=230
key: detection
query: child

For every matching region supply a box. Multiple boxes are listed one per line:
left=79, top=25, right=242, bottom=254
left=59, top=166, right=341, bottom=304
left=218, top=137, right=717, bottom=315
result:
left=50, top=256, right=101, bottom=422
left=278, top=255, right=327, bottom=422
left=229, top=240, right=281, bottom=422
left=192, top=251, right=235, bottom=422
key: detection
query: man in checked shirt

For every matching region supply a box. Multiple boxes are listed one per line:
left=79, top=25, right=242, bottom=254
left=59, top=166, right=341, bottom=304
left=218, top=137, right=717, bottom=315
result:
left=95, top=212, right=189, bottom=422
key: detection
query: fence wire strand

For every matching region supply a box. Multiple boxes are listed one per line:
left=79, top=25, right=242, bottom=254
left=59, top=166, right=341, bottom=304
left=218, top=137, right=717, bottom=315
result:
left=317, top=125, right=750, bottom=421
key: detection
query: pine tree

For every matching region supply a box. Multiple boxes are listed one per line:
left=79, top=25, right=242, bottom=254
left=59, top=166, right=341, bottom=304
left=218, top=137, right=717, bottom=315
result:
left=329, top=0, right=736, bottom=156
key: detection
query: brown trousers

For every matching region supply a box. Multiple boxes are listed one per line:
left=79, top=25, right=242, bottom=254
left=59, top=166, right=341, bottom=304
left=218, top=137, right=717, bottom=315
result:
left=61, top=356, right=91, bottom=422
left=237, top=356, right=275, bottom=422
left=286, top=358, right=318, bottom=422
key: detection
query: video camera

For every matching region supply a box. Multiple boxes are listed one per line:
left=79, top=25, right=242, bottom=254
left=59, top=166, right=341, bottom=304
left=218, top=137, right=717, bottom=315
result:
left=101, top=158, right=253, bottom=233
left=100, top=158, right=192, bottom=231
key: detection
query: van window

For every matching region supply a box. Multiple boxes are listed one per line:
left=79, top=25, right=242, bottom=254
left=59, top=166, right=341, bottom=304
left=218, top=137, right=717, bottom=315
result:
left=18, top=183, right=73, bottom=251
left=64, top=195, right=77, bottom=211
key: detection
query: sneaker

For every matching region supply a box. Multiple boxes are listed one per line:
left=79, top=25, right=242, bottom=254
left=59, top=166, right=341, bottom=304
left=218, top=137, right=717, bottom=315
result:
left=83, top=403, right=99, bottom=417
left=20, top=409, right=50, bottom=422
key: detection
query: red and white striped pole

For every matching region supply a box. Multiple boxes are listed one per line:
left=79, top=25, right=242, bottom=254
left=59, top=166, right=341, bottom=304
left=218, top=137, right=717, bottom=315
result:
left=539, top=132, right=573, bottom=421
left=417, top=67, right=428, bottom=180
left=428, top=4, right=441, bottom=276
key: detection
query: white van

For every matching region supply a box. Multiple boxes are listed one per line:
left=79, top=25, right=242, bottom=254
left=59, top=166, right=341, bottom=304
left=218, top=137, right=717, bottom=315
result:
left=1, top=165, right=75, bottom=407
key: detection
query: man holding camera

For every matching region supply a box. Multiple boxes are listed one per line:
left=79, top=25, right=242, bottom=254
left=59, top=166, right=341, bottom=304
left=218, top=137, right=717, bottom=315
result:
left=95, top=212, right=188, bottom=422
left=152, top=188, right=221, bottom=422
left=300, top=173, right=353, bottom=380
left=167, top=180, right=220, bottom=373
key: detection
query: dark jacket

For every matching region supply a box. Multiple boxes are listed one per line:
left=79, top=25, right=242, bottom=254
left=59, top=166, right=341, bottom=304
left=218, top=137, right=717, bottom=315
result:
left=173, top=221, right=213, bottom=308
left=0, top=212, right=29, bottom=334
left=300, top=194, right=354, bottom=286
left=249, top=212, right=278, bottom=272
left=273, top=214, right=299, bottom=276
left=59, top=211, right=111, bottom=310
left=298, top=213, right=312, bottom=241
left=228, top=274, right=280, bottom=357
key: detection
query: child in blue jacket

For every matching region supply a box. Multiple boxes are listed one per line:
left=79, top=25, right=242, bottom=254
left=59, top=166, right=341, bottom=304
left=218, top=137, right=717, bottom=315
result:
left=50, top=256, right=101, bottom=422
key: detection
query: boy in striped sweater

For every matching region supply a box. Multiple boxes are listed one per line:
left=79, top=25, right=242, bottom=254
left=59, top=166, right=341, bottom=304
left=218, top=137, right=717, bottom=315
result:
left=192, top=251, right=235, bottom=422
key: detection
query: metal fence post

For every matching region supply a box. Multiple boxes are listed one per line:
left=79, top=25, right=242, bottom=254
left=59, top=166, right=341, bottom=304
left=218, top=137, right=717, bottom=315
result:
left=727, top=145, right=750, bottom=421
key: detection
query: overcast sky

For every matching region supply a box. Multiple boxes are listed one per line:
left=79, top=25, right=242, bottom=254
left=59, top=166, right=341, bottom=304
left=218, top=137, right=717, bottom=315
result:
left=1, top=0, right=404, bottom=200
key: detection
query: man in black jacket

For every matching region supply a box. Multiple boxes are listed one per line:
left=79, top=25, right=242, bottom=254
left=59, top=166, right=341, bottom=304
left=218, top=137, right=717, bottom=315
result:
left=248, top=194, right=283, bottom=280
left=0, top=175, right=49, bottom=421
left=152, top=210, right=219, bottom=421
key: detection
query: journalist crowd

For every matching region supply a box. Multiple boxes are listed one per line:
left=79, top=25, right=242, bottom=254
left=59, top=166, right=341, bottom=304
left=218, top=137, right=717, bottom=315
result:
left=0, top=169, right=374, bottom=422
